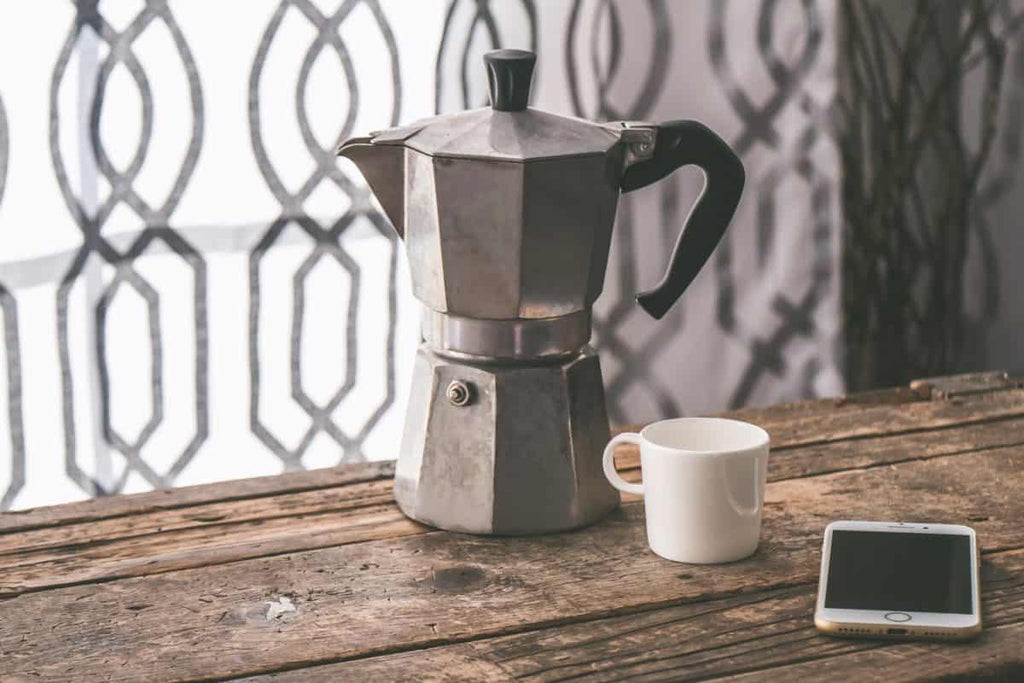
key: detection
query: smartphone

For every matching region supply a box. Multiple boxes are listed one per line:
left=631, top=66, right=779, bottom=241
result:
left=815, top=520, right=981, bottom=640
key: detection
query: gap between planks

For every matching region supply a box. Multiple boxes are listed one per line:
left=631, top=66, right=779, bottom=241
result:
left=4, top=444, right=1024, bottom=681
left=0, top=460, right=397, bottom=536
left=8, top=397, right=1024, bottom=552
left=232, top=544, right=1024, bottom=683
left=2, top=383, right=1018, bottom=541
left=0, top=382, right=941, bottom=535
left=221, top=545, right=1024, bottom=682
left=706, top=618, right=1024, bottom=682
left=3, top=413, right=1024, bottom=597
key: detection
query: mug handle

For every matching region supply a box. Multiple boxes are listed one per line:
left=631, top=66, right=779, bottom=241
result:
left=602, top=433, right=644, bottom=496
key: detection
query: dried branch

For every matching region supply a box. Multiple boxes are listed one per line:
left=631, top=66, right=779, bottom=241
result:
left=838, top=0, right=1018, bottom=389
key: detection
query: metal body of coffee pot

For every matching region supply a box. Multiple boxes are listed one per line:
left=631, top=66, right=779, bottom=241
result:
left=338, top=49, right=744, bottom=534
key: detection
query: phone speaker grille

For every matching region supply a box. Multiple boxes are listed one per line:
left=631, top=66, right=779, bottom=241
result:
left=838, top=628, right=952, bottom=638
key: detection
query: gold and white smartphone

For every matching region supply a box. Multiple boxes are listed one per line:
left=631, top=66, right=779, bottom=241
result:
left=815, top=520, right=981, bottom=640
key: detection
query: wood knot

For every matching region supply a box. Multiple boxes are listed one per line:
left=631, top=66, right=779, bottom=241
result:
left=431, top=565, right=486, bottom=594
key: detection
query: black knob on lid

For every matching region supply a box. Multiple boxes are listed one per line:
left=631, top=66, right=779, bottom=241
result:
left=484, top=49, right=535, bottom=111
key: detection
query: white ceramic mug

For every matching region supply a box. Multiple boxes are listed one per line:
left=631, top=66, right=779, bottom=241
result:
left=603, top=417, right=770, bottom=564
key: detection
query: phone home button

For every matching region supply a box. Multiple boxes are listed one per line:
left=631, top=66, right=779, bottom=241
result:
left=885, top=612, right=912, bottom=623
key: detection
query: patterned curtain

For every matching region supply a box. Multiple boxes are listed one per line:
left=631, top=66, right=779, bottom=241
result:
left=0, top=0, right=842, bottom=510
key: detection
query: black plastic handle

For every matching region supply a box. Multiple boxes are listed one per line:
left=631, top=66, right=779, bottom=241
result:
left=484, top=49, right=536, bottom=111
left=621, top=120, right=744, bottom=319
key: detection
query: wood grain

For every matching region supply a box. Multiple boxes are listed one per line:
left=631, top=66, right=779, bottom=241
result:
left=910, top=370, right=1024, bottom=400
left=0, top=461, right=395, bottom=535
left=613, top=412, right=1024, bottom=482
left=3, top=376, right=1022, bottom=681
left=8, top=380, right=1011, bottom=539
left=0, top=503, right=425, bottom=596
left=2, top=443, right=1022, bottom=681
left=610, top=388, right=1024, bottom=472
left=719, top=386, right=1024, bottom=449
left=241, top=548, right=1024, bottom=682
left=4, top=411, right=1023, bottom=597
left=0, top=479, right=397, bottom=556
left=727, top=621, right=1024, bottom=682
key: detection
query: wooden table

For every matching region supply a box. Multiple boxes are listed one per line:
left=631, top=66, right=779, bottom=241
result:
left=2, top=372, right=1024, bottom=681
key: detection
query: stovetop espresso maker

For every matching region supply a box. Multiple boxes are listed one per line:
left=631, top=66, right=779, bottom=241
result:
left=338, top=49, right=743, bottom=535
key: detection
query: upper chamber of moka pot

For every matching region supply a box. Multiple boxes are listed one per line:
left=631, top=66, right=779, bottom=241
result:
left=339, top=48, right=745, bottom=337
left=337, top=49, right=658, bottom=324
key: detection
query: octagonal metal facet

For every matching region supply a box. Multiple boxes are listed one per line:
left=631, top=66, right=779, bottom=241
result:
left=402, top=149, right=624, bottom=320
left=394, top=345, right=619, bottom=534
left=369, top=108, right=621, bottom=162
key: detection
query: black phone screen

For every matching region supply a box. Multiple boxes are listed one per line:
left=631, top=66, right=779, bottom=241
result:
left=825, top=530, right=973, bottom=614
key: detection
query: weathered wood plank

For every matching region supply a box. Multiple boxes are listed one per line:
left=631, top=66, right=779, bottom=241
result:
left=0, top=479, right=396, bottom=556
left=721, top=386, right=1024, bottom=449
left=0, top=503, right=424, bottom=596
left=611, top=387, right=1024, bottom=472
left=0, top=383, right=930, bottom=554
left=725, top=622, right=1024, bottom=682
left=613, top=412, right=1024, bottom=481
left=911, top=370, right=1024, bottom=400
left=764, top=413, right=1024, bottom=481
left=240, top=548, right=1024, bottom=682
left=0, top=461, right=395, bottom=534
left=0, top=380, right=976, bottom=537
left=2, top=444, right=1022, bottom=681
left=0, top=382, right=1011, bottom=542
left=4, top=415, right=1023, bottom=596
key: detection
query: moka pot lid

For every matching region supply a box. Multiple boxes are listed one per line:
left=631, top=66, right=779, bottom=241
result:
left=367, top=49, right=621, bottom=163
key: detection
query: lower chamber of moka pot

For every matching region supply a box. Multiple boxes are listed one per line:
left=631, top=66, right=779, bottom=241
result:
left=393, top=344, right=620, bottom=535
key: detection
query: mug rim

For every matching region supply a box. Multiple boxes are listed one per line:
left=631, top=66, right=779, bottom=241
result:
left=639, top=417, right=769, bottom=454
